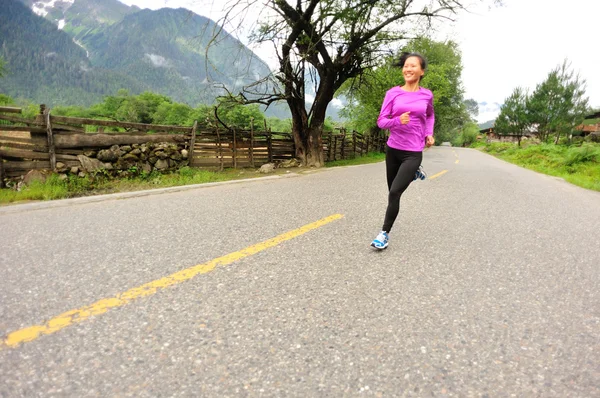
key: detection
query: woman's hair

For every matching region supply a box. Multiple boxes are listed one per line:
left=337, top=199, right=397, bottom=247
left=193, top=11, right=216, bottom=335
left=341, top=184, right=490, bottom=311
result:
left=395, top=52, right=427, bottom=80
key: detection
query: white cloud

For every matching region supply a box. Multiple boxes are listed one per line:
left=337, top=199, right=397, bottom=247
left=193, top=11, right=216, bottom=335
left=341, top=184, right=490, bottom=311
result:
left=31, top=0, right=75, bottom=17
left=477, top=102, right=502, bottom=123
left=330, top=98, right=344, bottom=109
left=145, top=53, right=172, bottom=68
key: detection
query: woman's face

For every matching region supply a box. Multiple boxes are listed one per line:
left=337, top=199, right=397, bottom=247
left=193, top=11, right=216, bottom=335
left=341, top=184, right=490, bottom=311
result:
left=403, top=56, right=424, bottom=84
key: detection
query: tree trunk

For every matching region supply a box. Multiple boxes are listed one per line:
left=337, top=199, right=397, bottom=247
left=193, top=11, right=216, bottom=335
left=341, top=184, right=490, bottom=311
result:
left=291, top=76, right=334, bottom=167
left=289, top=108, right=325, bottom=167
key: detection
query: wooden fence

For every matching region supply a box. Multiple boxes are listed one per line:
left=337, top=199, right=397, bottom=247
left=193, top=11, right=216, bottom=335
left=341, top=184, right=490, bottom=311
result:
left=0, top=105, right=387, bottom=187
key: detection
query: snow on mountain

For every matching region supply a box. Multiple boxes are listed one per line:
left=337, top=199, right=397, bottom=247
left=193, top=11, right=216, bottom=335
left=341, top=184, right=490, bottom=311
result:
left=30, top=0, right=74, bottom=17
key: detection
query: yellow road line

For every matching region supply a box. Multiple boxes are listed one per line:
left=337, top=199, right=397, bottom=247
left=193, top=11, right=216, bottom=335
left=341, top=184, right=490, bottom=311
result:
left=429, top=170, right=448, bottom=180
left=2, top=214, right=344, bottom=349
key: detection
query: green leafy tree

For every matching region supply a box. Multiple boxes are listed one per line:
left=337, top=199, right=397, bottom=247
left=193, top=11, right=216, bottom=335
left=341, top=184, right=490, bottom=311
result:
left=216, top=102, right=266, bottom=130
left=0, top=56, right=7, bottom=78
left=52, top=105, right=92, bottom=118
left=495, top=87, right=529, bottom=146
left=527, top=60, right=590, bottom=144
left=0, top=93, right=15, bottom=106
left=88, top=90, right=175, bottom=124
left=266, top=117, right=292, bottom=133
left=215, top=0, right=500, bottom=166
left=453, top=121, right=480, bottom=147
left=114, top=97, right=150, bottom=123
left=152, top=103, right=193, bottom=126
left=89, top=90, right=129, bottom=118
left=464, top=99, right=479, bottom=121
left=186, top=105, right=214, bottom=126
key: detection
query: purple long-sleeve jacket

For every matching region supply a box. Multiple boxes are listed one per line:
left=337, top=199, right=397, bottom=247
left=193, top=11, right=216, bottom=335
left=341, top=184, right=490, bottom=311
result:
left=377, top=86, right=435, bottom=152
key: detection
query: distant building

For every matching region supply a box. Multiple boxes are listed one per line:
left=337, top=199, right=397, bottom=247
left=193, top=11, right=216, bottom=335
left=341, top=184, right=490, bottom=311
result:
left=578, top=111, right=600, bottom=138
left=478, top=126, right=534, bottom=143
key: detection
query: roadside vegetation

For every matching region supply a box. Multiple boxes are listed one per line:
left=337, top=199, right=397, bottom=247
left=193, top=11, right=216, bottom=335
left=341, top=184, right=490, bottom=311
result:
left=473, top=59, right=599, bottom=192
left=0, top=167, right=274, bottom=204
left=472, top=141, right=600, bottom=192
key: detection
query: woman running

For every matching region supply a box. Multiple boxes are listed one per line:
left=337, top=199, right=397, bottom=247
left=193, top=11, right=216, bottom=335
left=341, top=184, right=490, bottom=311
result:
left=371, top=52, right=435, bottom=250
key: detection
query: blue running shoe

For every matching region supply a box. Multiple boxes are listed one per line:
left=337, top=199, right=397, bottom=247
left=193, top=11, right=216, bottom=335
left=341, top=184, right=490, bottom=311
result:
left=414, top=165, right=427, bottom=181
left=371, top=231, right=389, bottom=250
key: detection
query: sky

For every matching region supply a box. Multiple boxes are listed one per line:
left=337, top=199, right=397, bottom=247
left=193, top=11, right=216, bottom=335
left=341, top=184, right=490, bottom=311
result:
left=119, top=0, right=599, bottom=123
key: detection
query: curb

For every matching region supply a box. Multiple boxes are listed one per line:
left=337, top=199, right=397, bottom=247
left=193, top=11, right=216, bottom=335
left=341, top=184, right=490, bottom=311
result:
left=0, top=173, right=299, bottom=214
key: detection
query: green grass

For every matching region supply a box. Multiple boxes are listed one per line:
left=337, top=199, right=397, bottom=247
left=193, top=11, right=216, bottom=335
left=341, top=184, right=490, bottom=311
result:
left=325, top=152, right=386, bottom=167
left=475, top=142, right=600, bottom=192
left=1, top=152, right=387, bottom=205
left=0, top=167, right=252, bottom=205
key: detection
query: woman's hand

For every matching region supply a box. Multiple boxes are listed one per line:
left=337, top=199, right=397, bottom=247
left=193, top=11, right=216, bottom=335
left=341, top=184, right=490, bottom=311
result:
left=399, top=111, right=410, bottom=125
left=425, top=135, right=435, bottom=148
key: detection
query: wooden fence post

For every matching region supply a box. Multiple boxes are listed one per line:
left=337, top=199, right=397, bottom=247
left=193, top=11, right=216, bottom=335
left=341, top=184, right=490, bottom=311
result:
left=249, top=118, right=255, bottom=168
left=216, top=125, right=224, bottom=171
left=341, top=133, right=346, bottom=160
left=333, top=134, right=338, bottom=161
left=189, top=120, right=198, bottom=167
left=232, top=128, right=238, bottom=169
left=352, top=131, right=357, bottom=158
left=267, top=131, right=273, bottom=163
left=45, top=110, right=56, bottom=170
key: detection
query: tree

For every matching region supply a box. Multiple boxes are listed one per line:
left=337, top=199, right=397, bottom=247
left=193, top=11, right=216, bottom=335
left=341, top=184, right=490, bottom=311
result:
left=527, top=60, right=590, bottom=144
left=215, top=101, right=266, bottom=130
left=339, top=38, right=471, bottom=143
left=0, top=56, right=6, bottom=78
left=464, top=98, right=479, bottom=121
left=153, top=103, right=193, bottom=126
left=495, top=87, right=529, bottom=147
left=0, top=93, right=15, bottom=106
left=453, top=121, right=479, bottom=147
left=213, top=0, right=500, bottom=166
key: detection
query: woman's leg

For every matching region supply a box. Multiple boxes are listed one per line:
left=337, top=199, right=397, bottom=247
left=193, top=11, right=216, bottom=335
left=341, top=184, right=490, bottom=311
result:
left=382, top=150, right=422, bottom=233
left=385, top=145, right=402, bottom=191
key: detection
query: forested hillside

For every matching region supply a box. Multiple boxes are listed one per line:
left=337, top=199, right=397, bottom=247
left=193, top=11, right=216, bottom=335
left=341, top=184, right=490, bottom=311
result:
left=0, top=0, right=278, bottom=114
left=0, top=0, right=145, bottom=105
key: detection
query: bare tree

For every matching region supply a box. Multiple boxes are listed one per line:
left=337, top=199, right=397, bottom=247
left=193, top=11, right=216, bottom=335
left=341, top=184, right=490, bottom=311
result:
left=209, top=0, right=499, bottom=166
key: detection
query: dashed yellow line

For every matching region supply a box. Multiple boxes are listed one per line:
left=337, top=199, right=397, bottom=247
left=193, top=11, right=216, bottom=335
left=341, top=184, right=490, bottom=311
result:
left=429, top=170, right=448, bottom=180
left=2, top=214, right=344, bottom=349
left=453, top=150, right=460, bottom=164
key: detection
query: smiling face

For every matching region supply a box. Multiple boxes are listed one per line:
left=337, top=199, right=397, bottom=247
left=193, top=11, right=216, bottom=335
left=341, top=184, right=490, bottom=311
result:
left=403, top=56, right=425, bottom=84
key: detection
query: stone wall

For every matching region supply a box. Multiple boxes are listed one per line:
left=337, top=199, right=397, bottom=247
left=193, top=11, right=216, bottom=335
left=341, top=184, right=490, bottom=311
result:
left=57, top=142, right=190, bottom=178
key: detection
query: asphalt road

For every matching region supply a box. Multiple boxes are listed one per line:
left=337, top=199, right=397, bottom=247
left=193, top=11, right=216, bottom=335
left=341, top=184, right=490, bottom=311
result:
left=1, top=147, right=599, bottom=397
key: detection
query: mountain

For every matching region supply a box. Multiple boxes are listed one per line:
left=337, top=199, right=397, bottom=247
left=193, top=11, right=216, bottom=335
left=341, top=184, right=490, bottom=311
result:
left=79, top=7, right=270, bottom=104
left=0, top=0, right=145, bottom=106
left=1, top=0, right=282, bottom=115
left=478, top=120, right=495, bottom=130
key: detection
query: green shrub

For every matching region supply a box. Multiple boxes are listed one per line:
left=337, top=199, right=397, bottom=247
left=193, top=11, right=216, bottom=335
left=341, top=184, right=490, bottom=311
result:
left=563, top=145, right=600, bottom=166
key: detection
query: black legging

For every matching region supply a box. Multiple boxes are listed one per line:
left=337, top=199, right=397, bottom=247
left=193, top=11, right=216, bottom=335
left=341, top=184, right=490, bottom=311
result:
left=382, top=145, right=422, bottom=233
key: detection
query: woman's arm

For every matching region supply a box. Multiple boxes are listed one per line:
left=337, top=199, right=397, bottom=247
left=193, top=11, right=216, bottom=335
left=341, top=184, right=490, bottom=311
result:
left=425, top=94, right=435, bottom=137
left=377, top=91, right=401, bottom=130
